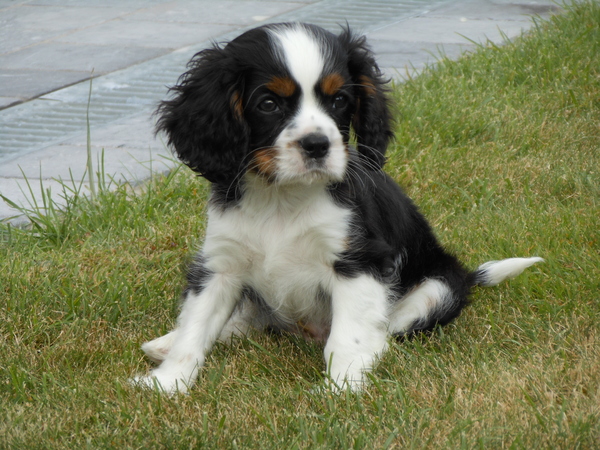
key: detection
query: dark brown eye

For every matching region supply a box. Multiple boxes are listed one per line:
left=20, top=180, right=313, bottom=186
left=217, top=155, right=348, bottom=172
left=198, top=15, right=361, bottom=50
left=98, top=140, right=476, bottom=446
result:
left=258, top=98, right=279, bottom=113
left=333, top=94, right=348, bottom=109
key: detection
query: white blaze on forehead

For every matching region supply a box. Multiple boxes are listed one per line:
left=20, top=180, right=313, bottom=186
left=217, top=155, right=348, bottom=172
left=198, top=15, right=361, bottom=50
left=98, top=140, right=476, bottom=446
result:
left=268, top=25, right=326, bottom=95
left=266, top=25, right=347, bottom=184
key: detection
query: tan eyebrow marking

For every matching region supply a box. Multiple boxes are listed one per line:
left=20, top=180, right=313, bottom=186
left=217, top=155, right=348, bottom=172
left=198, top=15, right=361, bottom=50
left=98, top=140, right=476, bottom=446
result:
left=266, top=76, right=296, bottom=97
left=321, top=73, right=345, bottom=96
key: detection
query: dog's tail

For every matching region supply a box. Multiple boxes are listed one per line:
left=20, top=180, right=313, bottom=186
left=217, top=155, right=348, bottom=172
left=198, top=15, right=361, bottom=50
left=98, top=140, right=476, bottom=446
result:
left=469, top=257, right=544, bottom=287
left=389, top=256, right=544, bottom=337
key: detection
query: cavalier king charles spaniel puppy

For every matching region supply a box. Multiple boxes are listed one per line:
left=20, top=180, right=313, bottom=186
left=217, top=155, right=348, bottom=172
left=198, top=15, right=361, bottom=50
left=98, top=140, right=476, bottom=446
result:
left=134, top=23, right=543, bottom=394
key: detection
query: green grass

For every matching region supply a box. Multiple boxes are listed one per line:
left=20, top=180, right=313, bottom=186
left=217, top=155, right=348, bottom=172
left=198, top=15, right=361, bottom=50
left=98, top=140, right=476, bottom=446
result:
left=1, top=1, right=599, bottom=447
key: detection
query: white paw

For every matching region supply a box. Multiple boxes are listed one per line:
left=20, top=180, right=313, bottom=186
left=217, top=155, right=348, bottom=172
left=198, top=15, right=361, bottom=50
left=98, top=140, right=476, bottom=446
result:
left=326, top=376, right=366, bottom=393
left=131, top=369, right=192, bottom=395
left=320, top=366, right=368, bottom=394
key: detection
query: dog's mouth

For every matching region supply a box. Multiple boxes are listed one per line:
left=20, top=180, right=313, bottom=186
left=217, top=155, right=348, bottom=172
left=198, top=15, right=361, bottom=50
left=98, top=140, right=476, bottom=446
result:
left=281, top=154, right=347, bottom=185
left=249, top=141, right=348, bottom=185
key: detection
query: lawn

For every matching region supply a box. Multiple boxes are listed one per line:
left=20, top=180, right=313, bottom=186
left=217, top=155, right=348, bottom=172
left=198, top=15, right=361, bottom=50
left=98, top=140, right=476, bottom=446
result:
left=1, top=1, right=599, bottom=448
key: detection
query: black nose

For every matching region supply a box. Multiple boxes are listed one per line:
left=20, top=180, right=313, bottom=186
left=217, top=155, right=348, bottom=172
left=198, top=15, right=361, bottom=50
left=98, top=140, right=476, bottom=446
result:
left=299, top=133, right=330, bottom=159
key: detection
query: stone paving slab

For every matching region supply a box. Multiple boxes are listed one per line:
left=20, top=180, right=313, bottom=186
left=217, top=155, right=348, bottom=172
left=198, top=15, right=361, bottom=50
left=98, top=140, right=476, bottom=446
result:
left=0, top=41, right=168, bottom=73
left=428, top=0, right=561, bottom=18
left=53, top=20, right=235, bottom=49
left=0, top=177, right=78, bottom=219
left=0, top=144, right=172, bottom=182
left=60, top=112, right=162, bottom=152
left=0, top=68, right=91, bottom=103
left=128, top=0, right=308, bottom=25
left=1, top=3, right=134, bottom=45
left=368, top=40, right=474, bottom=79
left=369, top=16, right=532, bottom=45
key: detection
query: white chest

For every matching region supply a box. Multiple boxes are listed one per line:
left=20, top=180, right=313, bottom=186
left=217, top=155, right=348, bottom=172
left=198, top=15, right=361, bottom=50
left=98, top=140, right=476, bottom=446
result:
left=202, top=186, right=351, bottom=320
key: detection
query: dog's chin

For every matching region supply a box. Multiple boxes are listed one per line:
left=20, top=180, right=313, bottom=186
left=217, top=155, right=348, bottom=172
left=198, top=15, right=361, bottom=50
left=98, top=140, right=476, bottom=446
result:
left=271, top=149, right=349, bottom=187
left=274, top=164, right=346, bottom=187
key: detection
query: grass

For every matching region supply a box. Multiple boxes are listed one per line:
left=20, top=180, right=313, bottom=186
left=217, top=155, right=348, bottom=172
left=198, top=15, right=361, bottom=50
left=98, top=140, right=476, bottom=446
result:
left=1, top=1, right=599, bottom=447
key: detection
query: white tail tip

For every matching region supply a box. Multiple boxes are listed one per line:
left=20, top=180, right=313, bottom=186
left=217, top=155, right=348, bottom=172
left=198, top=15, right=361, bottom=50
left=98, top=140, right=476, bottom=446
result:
left=475, top=257, right=544, bottom=287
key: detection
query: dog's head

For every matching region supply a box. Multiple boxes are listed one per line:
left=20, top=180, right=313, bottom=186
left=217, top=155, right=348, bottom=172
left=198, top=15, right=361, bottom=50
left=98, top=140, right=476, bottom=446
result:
left=156, top=23, right=392, bottom=185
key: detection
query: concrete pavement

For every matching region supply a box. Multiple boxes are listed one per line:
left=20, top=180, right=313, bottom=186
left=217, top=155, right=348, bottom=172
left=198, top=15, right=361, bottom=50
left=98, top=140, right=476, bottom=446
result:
left=0, top=0, right=562, bottom=223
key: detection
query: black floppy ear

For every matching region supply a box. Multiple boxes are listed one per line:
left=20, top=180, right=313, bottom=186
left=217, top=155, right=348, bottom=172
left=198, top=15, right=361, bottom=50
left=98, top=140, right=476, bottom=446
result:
left=340, top=29, right=393, bottom=169
left=155, top=46, right=249, bottom=184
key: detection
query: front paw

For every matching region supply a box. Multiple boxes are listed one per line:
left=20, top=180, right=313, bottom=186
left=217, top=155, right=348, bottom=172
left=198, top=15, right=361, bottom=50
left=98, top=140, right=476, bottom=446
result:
left=131, top=368, right=193, bottom=395
left=325, top=374, right=366, bottom=393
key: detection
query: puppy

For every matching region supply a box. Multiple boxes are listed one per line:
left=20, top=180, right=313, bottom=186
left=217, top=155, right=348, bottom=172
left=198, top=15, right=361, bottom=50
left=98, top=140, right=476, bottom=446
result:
left=134, top=23, right=543, bottom=394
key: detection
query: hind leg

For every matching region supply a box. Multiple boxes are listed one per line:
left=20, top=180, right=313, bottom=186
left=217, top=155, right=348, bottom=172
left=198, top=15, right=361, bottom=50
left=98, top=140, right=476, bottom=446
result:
left=388, top=277, right=469, bottom=336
